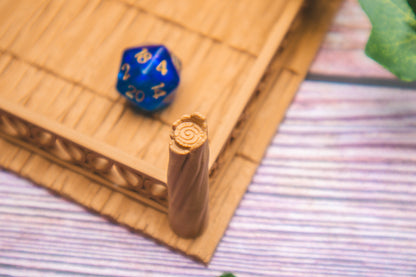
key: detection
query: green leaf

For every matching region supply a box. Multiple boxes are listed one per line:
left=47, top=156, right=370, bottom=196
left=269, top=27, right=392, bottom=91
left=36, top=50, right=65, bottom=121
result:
left=358, top=0, right=416, bottom=81
left=219, top=273, right=236, bottom=277
left=408, top=0, right=416, bottom=15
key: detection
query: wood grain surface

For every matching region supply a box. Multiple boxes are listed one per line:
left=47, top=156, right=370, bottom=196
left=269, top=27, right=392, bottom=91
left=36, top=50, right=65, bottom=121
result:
left=1, top=0, right=416, bottom=276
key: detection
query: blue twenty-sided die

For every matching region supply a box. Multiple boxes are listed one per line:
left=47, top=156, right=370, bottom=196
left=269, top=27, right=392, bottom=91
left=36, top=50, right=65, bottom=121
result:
left=116, top=45, right=181, bottom=112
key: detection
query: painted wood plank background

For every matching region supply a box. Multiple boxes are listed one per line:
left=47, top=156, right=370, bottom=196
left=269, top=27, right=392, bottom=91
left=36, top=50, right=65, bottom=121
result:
left=1, top=0, right=416, bottom=276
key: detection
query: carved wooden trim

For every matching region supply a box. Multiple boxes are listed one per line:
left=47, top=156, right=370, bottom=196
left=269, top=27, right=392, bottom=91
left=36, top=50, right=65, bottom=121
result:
left=0, top=101, right=168, bottom=212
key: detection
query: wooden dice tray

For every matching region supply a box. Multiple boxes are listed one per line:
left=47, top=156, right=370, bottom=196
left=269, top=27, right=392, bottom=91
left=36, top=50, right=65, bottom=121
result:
left=0, top=0, right=342, bottom=263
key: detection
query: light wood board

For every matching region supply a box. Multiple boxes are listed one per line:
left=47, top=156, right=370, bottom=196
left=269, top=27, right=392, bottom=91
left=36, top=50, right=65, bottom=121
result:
left=0, top=0, right=342, bottom=263
left=0, top=0, right=306, bottom=212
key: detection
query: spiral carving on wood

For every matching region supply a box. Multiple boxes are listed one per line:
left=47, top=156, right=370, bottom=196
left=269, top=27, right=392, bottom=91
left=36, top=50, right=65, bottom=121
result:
left=170, top=113, right=207, bottom=152
left=173, top=122, right=206, bottom=150
left=0, top=109, right=168, bottom=209
left=168, top=113, right=209, bottom=238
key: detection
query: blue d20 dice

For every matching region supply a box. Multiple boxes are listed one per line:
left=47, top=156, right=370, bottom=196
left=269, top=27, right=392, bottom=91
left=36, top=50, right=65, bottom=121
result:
left=116, top=45, right=181, bottom=112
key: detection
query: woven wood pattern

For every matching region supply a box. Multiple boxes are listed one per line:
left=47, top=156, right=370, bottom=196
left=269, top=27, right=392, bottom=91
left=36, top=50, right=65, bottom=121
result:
left=0, top=0, right=342, bottom=263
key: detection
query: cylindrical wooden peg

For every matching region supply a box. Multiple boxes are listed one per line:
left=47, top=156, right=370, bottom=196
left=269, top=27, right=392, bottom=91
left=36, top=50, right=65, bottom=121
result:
left=167, top=113, right=209, bottom=238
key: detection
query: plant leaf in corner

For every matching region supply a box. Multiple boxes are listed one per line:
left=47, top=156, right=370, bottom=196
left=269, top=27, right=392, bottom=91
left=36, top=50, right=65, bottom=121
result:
left=408, top=0, right=416, bottom=15
left=358, top=0, right=416, bottom=81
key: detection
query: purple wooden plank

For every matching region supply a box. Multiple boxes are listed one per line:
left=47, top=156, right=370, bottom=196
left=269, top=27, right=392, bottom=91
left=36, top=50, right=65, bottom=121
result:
left=1, top=0, right=416, bottom=276
left=0, top=178, right=415, bottom=277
